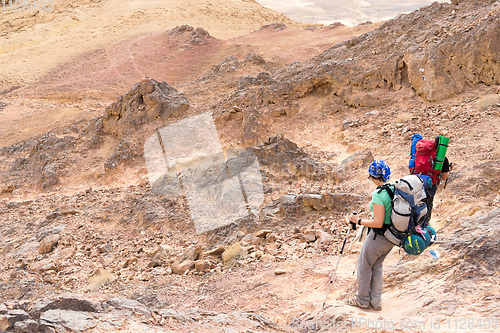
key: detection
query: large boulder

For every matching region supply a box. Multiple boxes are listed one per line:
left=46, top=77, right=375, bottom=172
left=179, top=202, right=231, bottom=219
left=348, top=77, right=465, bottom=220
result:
left=102, top=77, right=189, bottom=137
left=6, top=133, right=75, bottom=189
left=168, top=25, right=213, bottom=49
left=252, top=134, right=320, bottom=179
left=30, top=295, right=97, bottom=319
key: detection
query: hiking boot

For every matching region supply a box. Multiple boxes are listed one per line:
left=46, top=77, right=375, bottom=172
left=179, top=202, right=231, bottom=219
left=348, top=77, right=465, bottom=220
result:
left=344, top=298, right=369, bottom=309
left=370, top=303, right=382, bottom=311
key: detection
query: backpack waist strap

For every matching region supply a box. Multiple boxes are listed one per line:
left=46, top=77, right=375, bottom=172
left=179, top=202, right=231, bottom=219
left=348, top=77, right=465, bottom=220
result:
left=369, top=224, right=390, bottom=239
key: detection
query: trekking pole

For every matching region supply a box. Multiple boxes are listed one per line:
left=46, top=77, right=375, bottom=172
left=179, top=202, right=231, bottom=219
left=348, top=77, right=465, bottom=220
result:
left=443, top=162, right=453, bottom=189
left=322, top=213, right=356, bottom=309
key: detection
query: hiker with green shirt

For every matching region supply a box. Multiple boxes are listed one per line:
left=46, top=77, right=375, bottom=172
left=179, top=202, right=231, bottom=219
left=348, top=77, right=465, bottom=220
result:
left=344, top=160, right=394, bottom=311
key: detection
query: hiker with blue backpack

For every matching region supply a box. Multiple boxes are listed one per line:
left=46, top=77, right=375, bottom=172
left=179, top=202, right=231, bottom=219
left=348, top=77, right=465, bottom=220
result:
left=409, top=134, right=451, bottom=224
left=344, top=160, right=394, bottom=311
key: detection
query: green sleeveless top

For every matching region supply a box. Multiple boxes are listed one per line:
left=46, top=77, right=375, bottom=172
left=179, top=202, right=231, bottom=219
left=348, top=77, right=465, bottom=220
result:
left=369, top=184, right=394, bottom=225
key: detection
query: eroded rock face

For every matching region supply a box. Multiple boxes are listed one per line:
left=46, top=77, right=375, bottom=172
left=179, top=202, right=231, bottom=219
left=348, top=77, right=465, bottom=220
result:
left=102, top=78, right=189, bottom=137
left=316, top=1, right=500, bottom=102
left=198, top=55, right=241, bottom=82
left=0, top=295, right=278, bottom=333
left=225, top=1, right=499, bottom=107
left=81, top=117, right=104, bottom=148
left=4, top=133, right=75, bottom=190
left=252, top=134, right=319, bottom=179
left=454, top=161, right=500, bottom=198
left=104, top=139, right=140, bottom=171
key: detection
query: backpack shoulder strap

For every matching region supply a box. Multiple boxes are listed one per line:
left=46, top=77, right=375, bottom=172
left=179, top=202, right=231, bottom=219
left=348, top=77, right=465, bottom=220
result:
left=377, top=184, right=394, bottom=200
left=372, top=184, right=394, bottom=240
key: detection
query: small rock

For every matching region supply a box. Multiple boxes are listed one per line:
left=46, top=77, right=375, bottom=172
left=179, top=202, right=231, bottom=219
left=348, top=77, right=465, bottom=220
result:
left=194, top=259, right=214, bottom=272
left=301, top=234, right=317, bottom=243
left=39, top=262, right=58, bottom=273
left=171, top=260, right=194, bottom=275
left=260, top=254, right=275, bottom=263
left=0, top=310, right=29, bottom=330
left=266, top=232, right=278, bottom=242
left=255, top=230, right=273, bottom=238
left=39, top=235, right=60, bottom=254
left=55, top=248, right=75, bottom=261
left=202, top=245, right=226, bottom=257
left=96, top=243, right=111, bottom=254
left=14, top=319, right=38, bottom=332
left=254, top=250, right=264, bottom=259
left=148, top=253, right=163, bottom=268
left=14, top=241, right=40, bottom=256
left=60, top=206, right=79, bottom=216
left=180, top=245, right=203, bottom=262
left=45, top=212, right=60, bottom=220
left=314, top=231, right=334, bottom=252
left=265, top=243, right=278, bottom=256
left=137, top=273, right=151, bottom=281
left=90, top=247, right=100, bottom=258
left=158, top=244, right=174, bottom=258
left=121, top=257, right=138, bottom=269
left=365, top=110, right=380, bottom=116
left=240, top=234, right=259, bottom=246
left=275, top=269, right=286, bottom=275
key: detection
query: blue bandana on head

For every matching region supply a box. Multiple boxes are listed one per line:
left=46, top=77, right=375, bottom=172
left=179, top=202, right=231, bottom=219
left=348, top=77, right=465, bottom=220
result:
left=368, top=160, right=391, bottom=182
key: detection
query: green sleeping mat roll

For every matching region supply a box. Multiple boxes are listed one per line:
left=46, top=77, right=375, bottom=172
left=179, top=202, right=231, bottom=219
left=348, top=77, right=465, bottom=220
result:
left=433, top=136, right=449, bottom=171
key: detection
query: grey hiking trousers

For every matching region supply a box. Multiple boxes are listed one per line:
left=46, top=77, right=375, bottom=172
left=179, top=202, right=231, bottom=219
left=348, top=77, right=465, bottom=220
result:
left=355, top=230, right=394, bottom=307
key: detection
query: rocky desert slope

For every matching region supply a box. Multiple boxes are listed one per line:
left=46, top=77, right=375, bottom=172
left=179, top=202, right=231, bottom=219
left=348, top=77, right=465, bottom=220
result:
left=0, top=0, right=499, bottom=332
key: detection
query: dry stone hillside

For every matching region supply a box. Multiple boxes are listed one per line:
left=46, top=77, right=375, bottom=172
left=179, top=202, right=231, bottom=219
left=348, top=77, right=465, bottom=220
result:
left=0, top=0, right=499, bottom=332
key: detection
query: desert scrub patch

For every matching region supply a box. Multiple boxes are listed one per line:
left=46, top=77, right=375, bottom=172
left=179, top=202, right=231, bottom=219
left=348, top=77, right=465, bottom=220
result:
left=475, top=94, right=499, bottom=111
left=221, top=243, right=247, bottom=267
left=396, top=112, right=413, bottom=123
left=88, top=268, right=117, bottom=292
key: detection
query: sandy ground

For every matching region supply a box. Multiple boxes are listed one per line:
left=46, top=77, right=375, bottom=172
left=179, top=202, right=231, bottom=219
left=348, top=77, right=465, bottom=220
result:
left=0, top=0, right=305, bottom=86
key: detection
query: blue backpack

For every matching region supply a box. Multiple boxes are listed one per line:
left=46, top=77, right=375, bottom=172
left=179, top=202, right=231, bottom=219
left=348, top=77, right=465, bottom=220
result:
left=408, top=134, right=423, bottom=170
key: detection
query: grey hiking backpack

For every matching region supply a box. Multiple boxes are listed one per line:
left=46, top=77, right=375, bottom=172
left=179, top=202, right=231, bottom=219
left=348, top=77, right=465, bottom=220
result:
left=378, top=174, right=429, bottom=247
